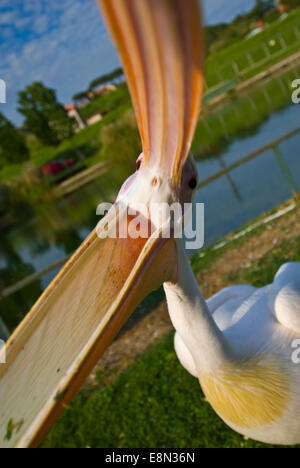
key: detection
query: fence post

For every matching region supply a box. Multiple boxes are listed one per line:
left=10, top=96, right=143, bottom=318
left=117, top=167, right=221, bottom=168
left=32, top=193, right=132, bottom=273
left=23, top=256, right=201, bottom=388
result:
left=273, top=146, right=300, bottom=201
left=246, top=52, right=254, bottom=66
left=263, top=43, right=270, bottom=58
left=232, top=61, right=239, bottom=78
left=216, top=69, right=223, bottom=84
left=278, top=33, right=286, bottom=50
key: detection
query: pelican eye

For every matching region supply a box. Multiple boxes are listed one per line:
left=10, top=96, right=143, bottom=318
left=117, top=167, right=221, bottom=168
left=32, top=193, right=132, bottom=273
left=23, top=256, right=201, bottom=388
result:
left=136, top=159, right=142, bottom=171
left=189, top=178, right=197, bottom=190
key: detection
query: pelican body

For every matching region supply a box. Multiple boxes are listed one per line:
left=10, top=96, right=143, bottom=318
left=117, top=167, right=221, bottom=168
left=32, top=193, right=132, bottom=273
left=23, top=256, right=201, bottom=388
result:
left=165, top=233, right=300, bottom=445
left=0, top=0, right=299, bottom=447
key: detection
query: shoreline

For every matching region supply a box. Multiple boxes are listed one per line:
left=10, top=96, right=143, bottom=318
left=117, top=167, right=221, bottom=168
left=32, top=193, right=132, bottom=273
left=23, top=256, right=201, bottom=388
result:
left=202, top=49, right=300, bottom=114
left=86, top=198, right=300, bottom=387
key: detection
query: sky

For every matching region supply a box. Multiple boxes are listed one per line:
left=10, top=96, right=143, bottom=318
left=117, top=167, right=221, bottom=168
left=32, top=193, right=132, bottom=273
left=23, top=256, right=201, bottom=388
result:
left=0, top=0, right=255, bottom=125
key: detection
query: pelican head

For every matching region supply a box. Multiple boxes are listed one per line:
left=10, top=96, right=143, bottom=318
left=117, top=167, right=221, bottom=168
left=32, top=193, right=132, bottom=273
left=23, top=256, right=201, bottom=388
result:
left=116, top=152, right=199, bottom=221
left=0, top=0, right=204, bottom=447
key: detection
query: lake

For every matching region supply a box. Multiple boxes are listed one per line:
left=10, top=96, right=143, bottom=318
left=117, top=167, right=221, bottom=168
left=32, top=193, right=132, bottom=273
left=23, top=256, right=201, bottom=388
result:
left=0, top=63, right=299, bottom=332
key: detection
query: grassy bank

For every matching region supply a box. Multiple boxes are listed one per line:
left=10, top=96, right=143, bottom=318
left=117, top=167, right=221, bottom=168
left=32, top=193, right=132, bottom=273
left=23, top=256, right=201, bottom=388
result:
left=205, top=8, right=300, bottom=87
left=1, top=10, right=299, bottom=188
left=1, top=56, right=298, bottom=203
left=42, top=201, right=300, bottom=448
left=193, top=61, right=300, bottom=157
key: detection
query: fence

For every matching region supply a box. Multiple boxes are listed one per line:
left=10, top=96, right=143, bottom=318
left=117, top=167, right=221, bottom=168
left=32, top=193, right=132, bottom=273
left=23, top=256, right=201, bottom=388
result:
left=197, top=126, right=300, bottom=202
left=199, top=67, right=300, bottom=143
left=204, top=24, right=300, bottom=90
left=0, top=126, right=299, bottom=313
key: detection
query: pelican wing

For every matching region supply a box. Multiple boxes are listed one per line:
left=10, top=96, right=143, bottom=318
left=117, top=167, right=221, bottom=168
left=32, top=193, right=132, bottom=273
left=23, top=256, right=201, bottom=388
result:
left=99, top=0, right=204, bottom=181
left=270, top=262, right=300, bottom=333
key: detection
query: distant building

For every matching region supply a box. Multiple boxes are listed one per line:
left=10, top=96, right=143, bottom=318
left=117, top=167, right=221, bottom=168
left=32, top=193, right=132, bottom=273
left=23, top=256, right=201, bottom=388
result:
left=262, top=1, right=287, bottom=15
left=256, top=19, right=265, bottom=29
left=86, top=113, right=103, bottom=126
left=255, top=1, right=286, bottom=29
left=64, top=104, right=87, bottom=132
left=65, top=104, right=103, bottom=131
left=275, top=1, right=287, bottom=12
left=88, top=84, right=117, bottom=100
left=95, top=84, right=116, bottom=96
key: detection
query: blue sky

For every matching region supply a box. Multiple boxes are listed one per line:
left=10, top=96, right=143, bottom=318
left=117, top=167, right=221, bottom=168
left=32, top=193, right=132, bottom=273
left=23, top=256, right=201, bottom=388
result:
left=0, top=0, right=255, bottom=125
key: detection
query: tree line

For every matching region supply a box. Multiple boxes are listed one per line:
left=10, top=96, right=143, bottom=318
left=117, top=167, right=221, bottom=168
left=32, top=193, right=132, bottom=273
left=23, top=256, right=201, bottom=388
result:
left=0, top=67, right=124, bottom=170
left=205, top=0, right=300, bottom=54
left=0, top=82, right=74, bottom=170
left=72, top=67, right=124, bottom=103
left=1, top=0, right=300, bottom=170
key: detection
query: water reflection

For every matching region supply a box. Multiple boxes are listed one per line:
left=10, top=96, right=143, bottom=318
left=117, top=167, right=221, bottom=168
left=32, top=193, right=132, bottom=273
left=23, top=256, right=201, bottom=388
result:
left=1, top=63, right=299, bottom=330
left=0, top=233, right=42, bottom=330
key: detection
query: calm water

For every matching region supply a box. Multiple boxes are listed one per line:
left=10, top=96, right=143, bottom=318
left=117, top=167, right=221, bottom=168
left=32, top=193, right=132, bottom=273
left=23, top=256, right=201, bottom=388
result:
left=195, top=100, right=300, bottom=245
left=1, top=65, right=299, bottom=331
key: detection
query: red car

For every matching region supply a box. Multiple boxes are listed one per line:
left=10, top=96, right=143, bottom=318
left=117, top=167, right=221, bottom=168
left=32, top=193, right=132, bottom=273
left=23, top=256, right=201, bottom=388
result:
left=42, top=158, right=76, bottom=176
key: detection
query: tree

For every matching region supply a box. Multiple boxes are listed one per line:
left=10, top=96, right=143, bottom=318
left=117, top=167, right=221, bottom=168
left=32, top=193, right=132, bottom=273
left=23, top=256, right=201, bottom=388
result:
left=89, top=74, right=108, bottom=92
left=254, top=0, right=266, bottom=19
left=88, top=67, right=124, bottom=91
left=0, top=113, right=28, bottom=169
left=17, top=82, right=74, bottom=146
left=72, top=91, right=90, bottom=105
left=280, top=0, right=300, bottom=9
left=110, top=67, right=124, bottom=83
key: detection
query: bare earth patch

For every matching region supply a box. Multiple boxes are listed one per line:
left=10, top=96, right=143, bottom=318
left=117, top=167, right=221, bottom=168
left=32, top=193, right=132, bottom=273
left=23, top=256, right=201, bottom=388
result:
left=87, top=201, right=300, bottom=386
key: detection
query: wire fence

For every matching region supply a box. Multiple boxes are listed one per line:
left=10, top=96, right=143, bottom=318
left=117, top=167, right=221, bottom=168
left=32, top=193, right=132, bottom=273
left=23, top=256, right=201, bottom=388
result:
left=0, top=127, right=299, bottom=307
left=198, top=67, right=300, bottom=142
left=205, top=24, right=300, bottom=90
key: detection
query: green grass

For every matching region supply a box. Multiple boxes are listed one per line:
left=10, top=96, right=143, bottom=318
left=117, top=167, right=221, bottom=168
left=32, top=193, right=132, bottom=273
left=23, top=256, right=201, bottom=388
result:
left=192, top=62, right=300, bottom=158
left=228, top=236, right=300, bottom=288
left=42, top=205, right=300, bottom=448
left=204, top=8, right=300, bottom=88
left=242, top=41, right=300, bottom=80
left=3, top=58, right=296, bottom=186
left=43, top=292, right=300, bottom=449
left=0, top=164, right=23, bottom=183
left=0, top=99, right=134, bottom=182
left=80, top=84, right=131, bottom=121
left=43, top=333, right=271, bottom=449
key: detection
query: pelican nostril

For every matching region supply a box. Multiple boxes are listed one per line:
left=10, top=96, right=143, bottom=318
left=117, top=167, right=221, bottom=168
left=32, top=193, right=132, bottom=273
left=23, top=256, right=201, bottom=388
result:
left=189, top=178, right=197, bottom=190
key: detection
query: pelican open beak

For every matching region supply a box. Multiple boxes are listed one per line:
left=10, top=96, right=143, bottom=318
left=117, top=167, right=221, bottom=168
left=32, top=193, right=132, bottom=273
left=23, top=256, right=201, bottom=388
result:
left=0, top=0, right=204, bottom=448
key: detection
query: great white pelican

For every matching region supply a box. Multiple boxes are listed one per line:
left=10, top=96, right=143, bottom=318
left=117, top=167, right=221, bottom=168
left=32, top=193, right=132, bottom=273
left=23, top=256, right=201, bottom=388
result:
left=0, top=0, right=300, bottom=448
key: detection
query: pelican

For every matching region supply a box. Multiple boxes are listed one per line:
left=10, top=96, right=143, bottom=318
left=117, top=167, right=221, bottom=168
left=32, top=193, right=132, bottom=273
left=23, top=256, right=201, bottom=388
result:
left=1, top=0, right=300, bottom=448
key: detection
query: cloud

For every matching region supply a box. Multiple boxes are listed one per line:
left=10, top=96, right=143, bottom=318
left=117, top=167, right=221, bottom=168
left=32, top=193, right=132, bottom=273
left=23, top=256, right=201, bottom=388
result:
left=0, top=0, right=255, bottom=126
left=0, top=0, right=119, bottom=125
